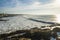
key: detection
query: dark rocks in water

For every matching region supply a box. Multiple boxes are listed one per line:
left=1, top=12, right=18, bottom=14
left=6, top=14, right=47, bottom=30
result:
left=0, top=30, right=30, bottom=39
left=53, top=27, right=60, bottom=32
left=0, top=14, right=20, bottom=18
left=0, top=33, right=9, bottom=39
left=0, top=19, right=8, bottom=21
left=0, top=27, right=58, bottom=40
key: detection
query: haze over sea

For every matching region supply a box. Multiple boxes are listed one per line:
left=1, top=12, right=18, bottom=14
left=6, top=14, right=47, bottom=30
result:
left=0, top=15, right=56, bottom=34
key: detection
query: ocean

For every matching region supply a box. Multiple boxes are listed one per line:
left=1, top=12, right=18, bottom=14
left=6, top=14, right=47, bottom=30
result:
left=0, top=15, right=56, bottom=34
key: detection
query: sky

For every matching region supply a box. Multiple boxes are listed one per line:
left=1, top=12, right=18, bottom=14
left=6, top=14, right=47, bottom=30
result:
left=0, top=0, right=60, bottom=15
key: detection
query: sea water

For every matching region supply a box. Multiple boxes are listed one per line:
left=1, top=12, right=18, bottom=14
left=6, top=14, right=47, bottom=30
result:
left=0, top=15, right=55, bottom=34
left=0, top=15, right=60, bottom=40
left=0, top=15, right=56, bottom=34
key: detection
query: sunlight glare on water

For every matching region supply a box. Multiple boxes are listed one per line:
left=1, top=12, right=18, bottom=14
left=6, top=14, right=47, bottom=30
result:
left=55, top=14, right=60, bottom=23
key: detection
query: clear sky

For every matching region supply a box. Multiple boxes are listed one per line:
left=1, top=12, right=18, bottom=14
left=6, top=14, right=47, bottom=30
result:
left=0, top=0, right=60, bottom=15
